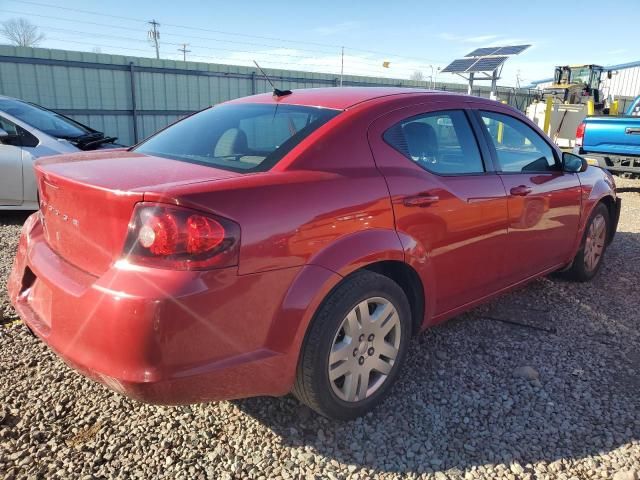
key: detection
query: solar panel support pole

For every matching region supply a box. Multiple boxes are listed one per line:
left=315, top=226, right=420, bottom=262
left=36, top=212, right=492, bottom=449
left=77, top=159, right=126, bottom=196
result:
left=490, top=70, right=498, bottom=100
left=467, top=72, right=474, bottom=95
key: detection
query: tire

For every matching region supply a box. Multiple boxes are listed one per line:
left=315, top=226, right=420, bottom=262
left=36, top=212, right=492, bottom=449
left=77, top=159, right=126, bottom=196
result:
left=561, top=203, right=610, bottom=282
left=293, top=270, right=412, bottom=420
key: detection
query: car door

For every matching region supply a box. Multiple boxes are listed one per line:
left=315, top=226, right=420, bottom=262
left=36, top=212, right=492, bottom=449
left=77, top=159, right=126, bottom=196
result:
left=368, top=103, right=510, bottom=319
left=0, top=116, right=24, bottom=205
left=475, top=109, right=582, bottom=280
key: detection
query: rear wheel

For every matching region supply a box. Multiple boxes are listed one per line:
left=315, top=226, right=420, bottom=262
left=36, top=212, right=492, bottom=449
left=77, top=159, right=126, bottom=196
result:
left=293, top=270, right=411, bottom=420
left=562, top=203, right=610, bottom=281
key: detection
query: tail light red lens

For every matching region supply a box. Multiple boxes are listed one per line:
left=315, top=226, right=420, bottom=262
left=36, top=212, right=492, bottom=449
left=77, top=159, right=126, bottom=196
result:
left=575, top=122, right=586, bottom=147
left=123, top=203, right=240, bottom=270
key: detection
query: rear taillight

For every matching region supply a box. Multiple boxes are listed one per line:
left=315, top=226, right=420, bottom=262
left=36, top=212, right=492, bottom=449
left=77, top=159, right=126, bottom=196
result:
left=575, top=122, right=586, bottom=147
left=122, top=203, right=240, bottom=270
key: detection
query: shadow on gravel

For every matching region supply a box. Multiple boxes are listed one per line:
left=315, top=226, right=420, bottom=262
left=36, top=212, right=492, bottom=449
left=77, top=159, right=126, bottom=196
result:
left=234, top=231, right=640, bottom=475
left=0, top=211, right=31, bottom=227
left=617, top=187, right=640, bottom=194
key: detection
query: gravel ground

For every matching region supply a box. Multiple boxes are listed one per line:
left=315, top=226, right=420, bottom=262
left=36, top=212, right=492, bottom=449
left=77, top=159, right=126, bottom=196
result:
left=1, top=178, right=639, bottom=480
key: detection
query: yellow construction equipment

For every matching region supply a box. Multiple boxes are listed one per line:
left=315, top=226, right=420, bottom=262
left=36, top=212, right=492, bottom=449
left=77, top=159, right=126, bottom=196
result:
left=526, top=64, right=610, bottom=148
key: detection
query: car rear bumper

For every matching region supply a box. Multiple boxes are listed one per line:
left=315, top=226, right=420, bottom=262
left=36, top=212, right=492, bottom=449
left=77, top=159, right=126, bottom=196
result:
left=8, top=213, right=303, bottom=404
left=574, top=149, right=640, bottom=174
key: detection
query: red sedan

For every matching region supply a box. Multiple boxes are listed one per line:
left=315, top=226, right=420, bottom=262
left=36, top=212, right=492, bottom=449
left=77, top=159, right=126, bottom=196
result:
left=9, top=88, right=620, bottom=419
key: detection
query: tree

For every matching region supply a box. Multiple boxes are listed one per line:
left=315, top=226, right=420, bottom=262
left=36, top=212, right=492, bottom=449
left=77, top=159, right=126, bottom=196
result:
left=0, top=18, right=45, bottom=47
left=410, top=70, right=425, bottom=81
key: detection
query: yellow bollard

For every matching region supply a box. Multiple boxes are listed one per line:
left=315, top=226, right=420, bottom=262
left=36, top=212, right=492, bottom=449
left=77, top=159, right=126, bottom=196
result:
left=587, top=99, right=595, bottom=116
left=543, top=97, right=553, bottom=135
left=611, top=100, right=619, bottom=116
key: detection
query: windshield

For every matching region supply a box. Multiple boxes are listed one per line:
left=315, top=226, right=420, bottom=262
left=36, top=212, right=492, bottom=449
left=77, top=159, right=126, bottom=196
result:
left=570, top=67, right=591, bottom=84
left=0, top=99, right=93, bottom=139
left=134, top=103, right=340, bottom=173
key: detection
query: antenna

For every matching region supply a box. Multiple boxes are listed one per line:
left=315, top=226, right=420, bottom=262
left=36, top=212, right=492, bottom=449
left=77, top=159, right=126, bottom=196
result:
left=253, top=60, right=292, bottom=97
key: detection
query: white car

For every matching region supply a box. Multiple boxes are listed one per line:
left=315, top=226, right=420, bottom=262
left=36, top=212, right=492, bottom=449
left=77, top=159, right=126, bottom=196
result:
left=0, top=95, right=121, bottom=210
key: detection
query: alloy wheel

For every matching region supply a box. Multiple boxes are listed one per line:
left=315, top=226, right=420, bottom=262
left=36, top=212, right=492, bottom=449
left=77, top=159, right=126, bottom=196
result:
left=584, top=213, right=606, bottom=272
left=328, top=297, right=401, bottom=402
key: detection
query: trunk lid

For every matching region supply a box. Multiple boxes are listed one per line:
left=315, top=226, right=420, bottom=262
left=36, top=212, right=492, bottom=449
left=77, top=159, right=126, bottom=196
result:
left=36, top=150, right=241, bottom=276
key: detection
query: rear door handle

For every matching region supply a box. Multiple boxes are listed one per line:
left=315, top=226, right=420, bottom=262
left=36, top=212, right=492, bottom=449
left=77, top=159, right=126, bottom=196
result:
left=510, top=185, right=533, bottom=196
left=403, top=193, right=439, bottom=207
left=625, top=127, right=640, bottom=135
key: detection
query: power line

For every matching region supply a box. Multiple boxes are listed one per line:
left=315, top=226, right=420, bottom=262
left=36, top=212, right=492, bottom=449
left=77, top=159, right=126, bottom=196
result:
left=29, top=24, right=435, bottom=72
left=5, top=0, right=447, bottom=65
left=39, top=36, right=392, bottom=77
left=6, top=7, right=439, bottom=67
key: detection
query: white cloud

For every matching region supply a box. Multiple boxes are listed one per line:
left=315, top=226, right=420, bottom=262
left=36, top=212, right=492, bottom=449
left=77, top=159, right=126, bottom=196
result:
left=438, top=33, right=501, bottom=44
left=313, top=21, right=360, bottom=36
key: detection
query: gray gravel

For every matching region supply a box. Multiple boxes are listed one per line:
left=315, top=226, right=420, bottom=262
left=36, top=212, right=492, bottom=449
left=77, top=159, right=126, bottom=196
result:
left=1, top=178, right=640, bottom=480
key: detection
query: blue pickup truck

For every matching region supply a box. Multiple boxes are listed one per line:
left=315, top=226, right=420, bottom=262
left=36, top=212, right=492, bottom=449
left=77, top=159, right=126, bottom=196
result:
left=574, top=95, right=640, bottom=176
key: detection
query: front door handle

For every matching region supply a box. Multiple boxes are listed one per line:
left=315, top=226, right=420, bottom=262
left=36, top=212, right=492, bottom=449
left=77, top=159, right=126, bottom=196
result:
left=625, top=127, right=640, bottom=135
left=403, top=193, right=440, bottom=207
left=510, top=185, right=533, bottom=196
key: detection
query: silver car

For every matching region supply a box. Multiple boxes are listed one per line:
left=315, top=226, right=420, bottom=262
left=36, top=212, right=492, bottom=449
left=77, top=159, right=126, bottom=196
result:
left=0, top=96, right=120, bottom=210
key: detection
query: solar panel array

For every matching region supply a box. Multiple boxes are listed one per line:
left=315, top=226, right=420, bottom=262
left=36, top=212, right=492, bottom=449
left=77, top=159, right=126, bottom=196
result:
left=466, top=56, right=508, bottom=72
left=441, top=58, right=478, bottom=73
left=443, top=44, right=531, bottom=73
left=465, top=44, right=530, bottom=57
left=464, top=47, right=500, bottom=58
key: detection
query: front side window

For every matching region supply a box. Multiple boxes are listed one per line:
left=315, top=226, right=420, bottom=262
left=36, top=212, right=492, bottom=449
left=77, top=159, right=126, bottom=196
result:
left=479, top=111, right=557, bottom=173
left=383, top=110, right=485, bottom=175
left=134, top=104, right=340, bottom=173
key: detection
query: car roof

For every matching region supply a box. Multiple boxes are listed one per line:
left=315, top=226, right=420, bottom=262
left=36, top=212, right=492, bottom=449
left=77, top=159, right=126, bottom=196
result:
left=226, top=87, right=459, bottom=110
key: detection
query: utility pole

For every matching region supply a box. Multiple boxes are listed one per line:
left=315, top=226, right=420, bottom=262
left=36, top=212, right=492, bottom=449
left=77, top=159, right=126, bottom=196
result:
left=147, top=19, right=160, bottom=59
left=339, top=46, right=344, bottom=87
left=178, top=43, right=191, bottom=62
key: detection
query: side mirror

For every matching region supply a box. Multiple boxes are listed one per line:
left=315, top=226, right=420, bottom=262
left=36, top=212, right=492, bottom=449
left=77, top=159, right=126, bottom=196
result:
left=562, top=152, right=588, bottom=173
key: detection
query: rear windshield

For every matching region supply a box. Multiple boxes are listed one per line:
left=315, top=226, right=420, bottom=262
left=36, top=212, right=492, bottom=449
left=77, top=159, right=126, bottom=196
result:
left=133, top=103, right=340, bottom=173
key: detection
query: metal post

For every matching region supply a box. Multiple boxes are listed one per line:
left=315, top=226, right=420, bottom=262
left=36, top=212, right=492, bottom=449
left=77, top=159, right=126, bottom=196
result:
left=339, top=47, right=344, bottom=87
left=129, top=62, right=139, bottom=143
left=468, top=72, right=474, bottom=95
left=543, top=97, right=553, bottom=135
left=490, top=70, right=498, bottom=100
left=611, top=99, right=619, bottom=116
left=251, top=72, right=256, bottom=95
left=148, top=20, right=160, bottom=59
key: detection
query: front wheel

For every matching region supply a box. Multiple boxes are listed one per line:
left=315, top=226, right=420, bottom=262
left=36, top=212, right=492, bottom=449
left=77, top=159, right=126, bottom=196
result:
left=561, top=203, right=610, bottom=282
left=293, top=270, right=412, bottom=420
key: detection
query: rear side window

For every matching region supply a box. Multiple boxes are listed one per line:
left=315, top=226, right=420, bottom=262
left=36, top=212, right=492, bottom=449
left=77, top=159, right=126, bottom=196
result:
left=383, top=110, right=485, bottom=175
left=479, top=111, right=558, bottom=173
left=134, top=104, right=340, bottom=173
left=0, top=115, right=38, bottom=147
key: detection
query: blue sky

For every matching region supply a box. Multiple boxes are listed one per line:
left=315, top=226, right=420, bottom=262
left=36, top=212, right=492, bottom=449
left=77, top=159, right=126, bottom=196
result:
left=0, top=0, right=636, bottom=86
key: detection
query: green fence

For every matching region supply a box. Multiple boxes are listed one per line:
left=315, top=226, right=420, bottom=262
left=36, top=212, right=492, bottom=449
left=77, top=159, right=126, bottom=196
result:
left=0, top=45, right=537, bottom=145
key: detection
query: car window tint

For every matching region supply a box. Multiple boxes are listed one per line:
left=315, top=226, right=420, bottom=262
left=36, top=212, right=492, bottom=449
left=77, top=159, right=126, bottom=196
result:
left=383, top=110, right=484, bottom=175
left=479, top=111, right=557, bottom=173
left=0, top=116, right=18, bottom=135
left=135, top=104, right=339, bottom=173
